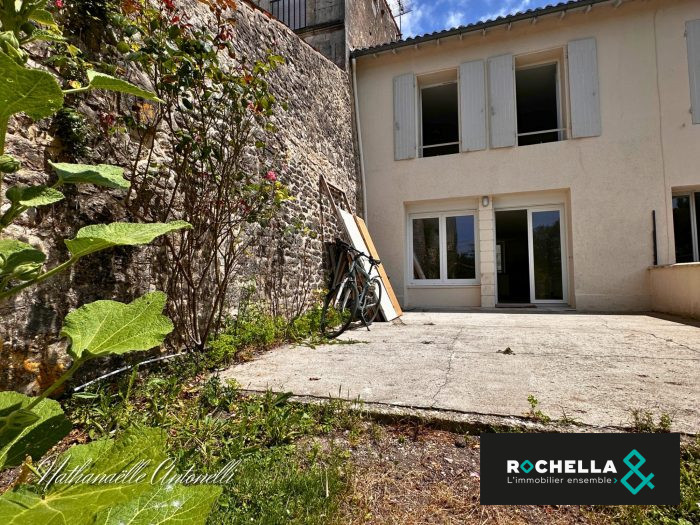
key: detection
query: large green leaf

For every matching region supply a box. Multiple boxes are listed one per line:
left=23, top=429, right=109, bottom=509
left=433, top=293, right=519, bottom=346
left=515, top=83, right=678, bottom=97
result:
left=0, top=391, right=71, bottom=470
left=0, top=428, right=221, bottom=525
left=61, top=291, right=174, bottom=361
left=28, top=9, right=59, bottom=30
left=86, top=71, right=162, bottom=102
left=93, top=484, right=222, bottom=525
left=0, top=50, right=64, bottom=124
left=0, top=428, right=167, bottom=524
left=49, top=161, right=130, bottom=190
left=5, top=185, right=64, bottom=207
left=0, top=239, right=45, bottom=279
left=64, top=221, right=191, bottom=258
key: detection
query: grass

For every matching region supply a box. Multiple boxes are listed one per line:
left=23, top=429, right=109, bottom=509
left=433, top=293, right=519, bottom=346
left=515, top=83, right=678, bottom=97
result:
left=67, top=366, right=359, bottom=524
left=60, top=307, right=698, bottom=525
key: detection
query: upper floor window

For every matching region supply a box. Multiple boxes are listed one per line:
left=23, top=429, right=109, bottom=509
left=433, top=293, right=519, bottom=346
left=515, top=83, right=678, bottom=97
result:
left=418, top=70, right=459, bottom=158
left=672, top=192, right=700, bottom=263
left=392, top=38, right=600, bottom=161
left=515, top=49, right=567, bottom=146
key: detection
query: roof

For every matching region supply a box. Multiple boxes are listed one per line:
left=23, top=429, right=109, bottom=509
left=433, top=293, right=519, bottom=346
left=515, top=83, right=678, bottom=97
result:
left=351, top=0, right=617, bottom=58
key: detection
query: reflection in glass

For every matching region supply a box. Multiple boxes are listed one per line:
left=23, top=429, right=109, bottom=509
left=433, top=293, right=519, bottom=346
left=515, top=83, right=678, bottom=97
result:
left=446, top=216, right=476, bottom=279
left=672, top=195, right=694, bottom=263
left=532, top=211, right=563, bottom=300
left=412, top=218, right=440, bottom=279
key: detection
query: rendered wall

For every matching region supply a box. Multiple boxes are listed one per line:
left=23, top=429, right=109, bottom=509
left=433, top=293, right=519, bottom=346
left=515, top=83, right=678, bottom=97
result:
left=650, top=264, right=700, bottom=320
left=354, top=0, right=700, bottom=311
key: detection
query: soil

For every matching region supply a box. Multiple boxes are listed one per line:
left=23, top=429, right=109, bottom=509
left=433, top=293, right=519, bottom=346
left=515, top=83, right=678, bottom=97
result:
left=337, top=424, right=611, bottom=525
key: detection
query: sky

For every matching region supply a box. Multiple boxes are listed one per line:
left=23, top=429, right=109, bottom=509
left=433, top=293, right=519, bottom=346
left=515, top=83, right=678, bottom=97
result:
left=386, top=0, right=558, bottom=39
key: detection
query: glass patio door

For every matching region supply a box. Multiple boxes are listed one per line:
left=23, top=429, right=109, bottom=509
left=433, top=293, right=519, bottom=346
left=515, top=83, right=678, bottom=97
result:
left=528, top=208, right=566, bottom=303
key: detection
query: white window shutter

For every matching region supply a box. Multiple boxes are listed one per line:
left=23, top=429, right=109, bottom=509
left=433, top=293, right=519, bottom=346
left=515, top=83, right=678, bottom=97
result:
left=568, top=38, right=602, bottom=138
left=393, top=73, right=417, bottom=160
left=459, top=60, right=487, bottom=152
left=687, top=20, right=700, bottom=125
left=488, top=54, right=516, bottom=148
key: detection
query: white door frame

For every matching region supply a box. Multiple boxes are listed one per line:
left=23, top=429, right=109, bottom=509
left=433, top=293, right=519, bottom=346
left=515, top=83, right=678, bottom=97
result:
left=494, top=204, right=569, bottom=305
left=527, top=206, right=568, bottom=304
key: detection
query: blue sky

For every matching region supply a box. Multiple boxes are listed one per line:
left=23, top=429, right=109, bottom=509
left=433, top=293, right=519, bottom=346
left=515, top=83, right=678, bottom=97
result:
left=388, top=0, right=557, bottom=38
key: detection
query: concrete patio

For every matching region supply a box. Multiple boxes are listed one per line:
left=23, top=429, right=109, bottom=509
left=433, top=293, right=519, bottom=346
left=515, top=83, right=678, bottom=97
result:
left=221, top=311, right=700, bottom=434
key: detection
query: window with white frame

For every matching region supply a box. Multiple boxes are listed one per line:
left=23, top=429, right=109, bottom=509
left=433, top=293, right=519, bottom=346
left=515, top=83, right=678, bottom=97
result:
left=418, top=70, right=460, bottom=158
left=672, top=192, right=700, bottom=263
left=515, top=49, right=567, bottom=147
left=410, top=212, right=478, bottom=284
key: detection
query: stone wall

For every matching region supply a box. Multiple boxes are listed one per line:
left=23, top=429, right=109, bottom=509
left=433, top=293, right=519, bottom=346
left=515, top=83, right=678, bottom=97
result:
left=346, top=0, right=400, bottom=54
left=0, top=0, right=360, bottom=393
left=253, top=1, right=400, bottom=69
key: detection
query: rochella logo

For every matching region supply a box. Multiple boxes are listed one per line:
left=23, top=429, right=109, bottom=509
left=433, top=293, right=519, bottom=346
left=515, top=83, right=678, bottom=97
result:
left=507, top=459, right=617, bottom=474
left=620, top=449, right=655, bottom=495
left=506, top=449, right=655, bottom=495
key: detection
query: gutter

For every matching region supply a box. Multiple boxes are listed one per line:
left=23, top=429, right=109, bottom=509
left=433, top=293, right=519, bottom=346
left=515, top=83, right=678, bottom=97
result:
left=351, top=56, right=368, bottom=224
left=352, top=0, right=619, bottom=58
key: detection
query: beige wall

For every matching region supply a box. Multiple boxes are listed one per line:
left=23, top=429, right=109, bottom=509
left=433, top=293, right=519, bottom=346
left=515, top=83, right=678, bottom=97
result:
left=650, top=264, right=700, bottom=319
left=355, top=0, right=700, bottom=311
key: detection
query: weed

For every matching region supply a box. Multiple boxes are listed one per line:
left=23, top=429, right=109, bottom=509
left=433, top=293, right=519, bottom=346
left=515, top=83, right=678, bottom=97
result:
left=526, top=394, right=551, bottom=424
left=629, top=409, right=673, bottom=433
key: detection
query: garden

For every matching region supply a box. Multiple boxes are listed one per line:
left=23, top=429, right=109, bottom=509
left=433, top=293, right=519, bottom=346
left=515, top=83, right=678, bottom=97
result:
left=0, top=0, right=697, bottom=523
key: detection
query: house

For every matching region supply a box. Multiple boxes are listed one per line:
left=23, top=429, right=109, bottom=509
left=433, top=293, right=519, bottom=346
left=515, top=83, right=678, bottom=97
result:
left=252, top=0, right=400, bottom=68
left=350, top=0, right=700, bottom=312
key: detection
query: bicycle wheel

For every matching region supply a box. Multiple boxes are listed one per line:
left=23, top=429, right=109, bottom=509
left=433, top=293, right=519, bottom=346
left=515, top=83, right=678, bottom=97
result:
left=321, top=279, right=359, bottom=338
left=361, top=277, right=383, bottom=326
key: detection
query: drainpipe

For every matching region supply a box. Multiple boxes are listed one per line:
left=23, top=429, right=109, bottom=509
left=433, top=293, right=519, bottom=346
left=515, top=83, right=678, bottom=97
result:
left=351, top=57, right=369, bottom=224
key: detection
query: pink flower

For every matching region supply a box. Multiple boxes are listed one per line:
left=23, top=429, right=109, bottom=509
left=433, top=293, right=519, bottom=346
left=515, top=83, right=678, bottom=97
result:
left=54, top=0, right=64, bottom=8
left=265, top=171, right=277, bottom=182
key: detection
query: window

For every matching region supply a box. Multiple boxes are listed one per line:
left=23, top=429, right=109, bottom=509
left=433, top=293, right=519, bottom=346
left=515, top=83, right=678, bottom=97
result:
left=419, top=70, right=459, bottom=157
left=270, top=0, right=306, bottom=30
left=410, top=213, right=477, bottom=284
left=514, top=49, right=567, bottom=146
left=672, top=192, right=700, bottom=263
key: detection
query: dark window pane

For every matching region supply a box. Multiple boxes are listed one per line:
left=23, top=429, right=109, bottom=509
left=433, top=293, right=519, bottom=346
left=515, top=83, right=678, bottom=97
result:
left=421, top=83, right=458, bottom=155
left=422, top=143, right=460, bottom=158
left=532, top=210, right=563, bottom=300
left=673, top=195, right=694, bottom=263
left=412, top=218, right=440, bottom=279
left=446, top=215, right=476, bottom=279
left=516, top=64, right=560, bottom=146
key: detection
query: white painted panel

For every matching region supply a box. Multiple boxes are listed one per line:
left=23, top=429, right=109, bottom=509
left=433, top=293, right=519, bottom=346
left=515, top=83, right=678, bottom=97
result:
left=687, top=20, right=700, bottom=125
left=338, top=209, right=399, bottom=321
left=459, top=60, right=487, bottom=152
left=393, top=73, right=417, bottom=160
left=568, top=38, right=602, bottom=138
left=488, top=54, right=516, bottom=148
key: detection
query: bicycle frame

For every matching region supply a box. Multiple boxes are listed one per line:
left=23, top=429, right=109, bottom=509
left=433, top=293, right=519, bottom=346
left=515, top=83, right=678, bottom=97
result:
left=333, top=251, right=380, bottom=319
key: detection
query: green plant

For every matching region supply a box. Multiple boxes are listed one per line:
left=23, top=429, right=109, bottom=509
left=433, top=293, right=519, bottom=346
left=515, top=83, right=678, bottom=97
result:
left=0, top=0, right=188, bottom=490
left=111, top=0, right=292, bottom=350
left=526, top=394, right=551, bottom=424
left=52, top=106, right=89, bottom=158
left=629, top=409, right=673, bottom=433
left=0, top=427, right=222, bottom=524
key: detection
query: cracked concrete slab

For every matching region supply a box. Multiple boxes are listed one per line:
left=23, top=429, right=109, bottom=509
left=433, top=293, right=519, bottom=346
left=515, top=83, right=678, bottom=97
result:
left=220, top=311, right=700, bottom=433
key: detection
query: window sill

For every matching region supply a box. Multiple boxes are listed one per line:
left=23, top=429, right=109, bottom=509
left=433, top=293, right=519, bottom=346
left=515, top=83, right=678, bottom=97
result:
left=407, top=283, right=480, bottom=289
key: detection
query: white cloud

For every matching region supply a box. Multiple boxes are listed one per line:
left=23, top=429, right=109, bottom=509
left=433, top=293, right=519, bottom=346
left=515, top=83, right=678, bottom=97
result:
left=445, top=11, right=465, bottom=28
left=480, top=0, right=532, bottom=21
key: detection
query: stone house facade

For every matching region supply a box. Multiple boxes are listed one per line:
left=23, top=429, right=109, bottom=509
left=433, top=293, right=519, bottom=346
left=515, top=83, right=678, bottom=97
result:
left=253, top=0, right=400, bottom=68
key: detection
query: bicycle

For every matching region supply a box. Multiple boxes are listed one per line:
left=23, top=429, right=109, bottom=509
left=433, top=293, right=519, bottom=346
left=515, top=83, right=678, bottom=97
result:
left=320, top=239, right=383, bottom=339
